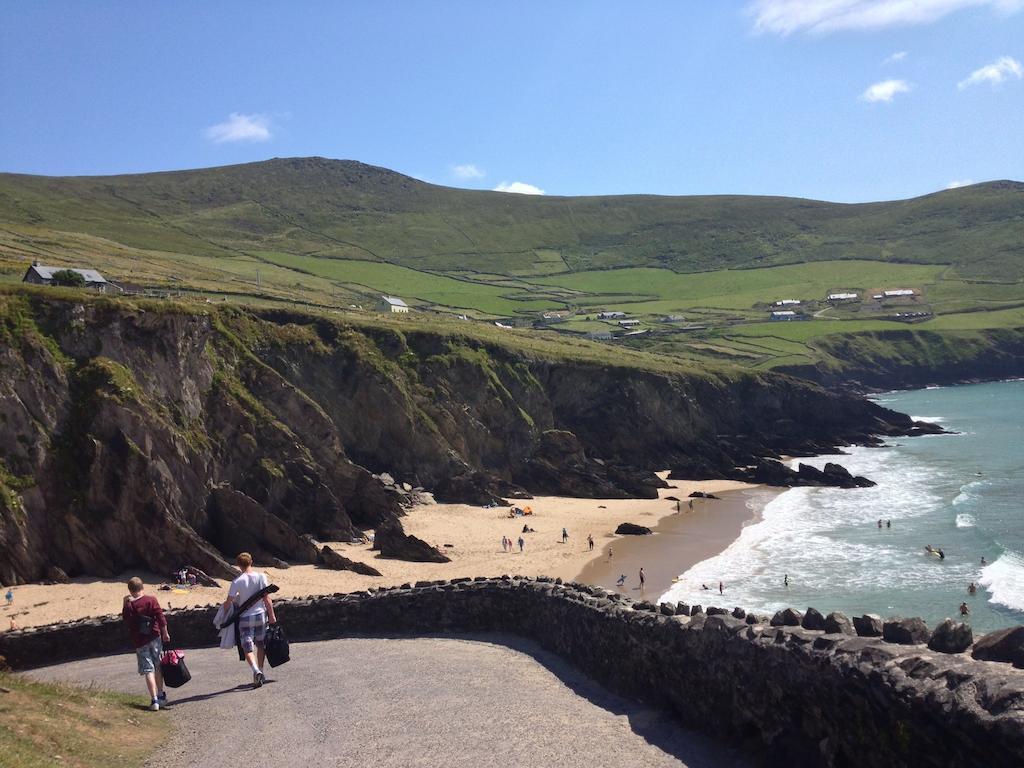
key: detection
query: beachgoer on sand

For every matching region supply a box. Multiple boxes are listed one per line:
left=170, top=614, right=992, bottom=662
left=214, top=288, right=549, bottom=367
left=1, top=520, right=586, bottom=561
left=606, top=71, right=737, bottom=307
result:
left=587, top=533, right=594, bottom=551
left=639, top=568, right=646, bottom=589
left=122, top=576, right=170, bottom=711
left=221, top=552, right=278, bottom=689
left=607, top=547, right=613, bottom=561
left=518, top=536, right=525, bottom=552
left=9, top=617, right=18, bottom=631
left=561, top=527, right=568, bottom=544
left=688, top=499, right=694, bottom=511
left=4, top=588, right=12, bottom=607
left=502, top=536, right=509, bottom=553
left=616, top=574, right=627, bottom=587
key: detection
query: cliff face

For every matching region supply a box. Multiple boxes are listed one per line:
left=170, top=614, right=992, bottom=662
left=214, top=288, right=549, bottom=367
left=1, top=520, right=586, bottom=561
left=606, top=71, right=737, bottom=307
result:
left=0, top=293, right=929, bottom=584
left=778, top=327, right=1024, bottom=392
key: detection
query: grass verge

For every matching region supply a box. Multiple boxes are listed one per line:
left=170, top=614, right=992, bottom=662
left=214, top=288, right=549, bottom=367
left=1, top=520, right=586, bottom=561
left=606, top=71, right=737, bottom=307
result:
left=0, top=670, right=171, bottom=768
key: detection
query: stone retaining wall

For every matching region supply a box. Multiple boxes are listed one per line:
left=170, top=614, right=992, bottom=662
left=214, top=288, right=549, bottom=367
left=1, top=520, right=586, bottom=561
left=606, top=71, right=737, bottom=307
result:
left=2, top=577, right=1023, bottom=767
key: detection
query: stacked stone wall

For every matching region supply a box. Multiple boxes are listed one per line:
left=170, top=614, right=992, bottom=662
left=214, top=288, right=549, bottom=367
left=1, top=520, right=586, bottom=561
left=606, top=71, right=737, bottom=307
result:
left=2, top=577, right=1022, bottom=767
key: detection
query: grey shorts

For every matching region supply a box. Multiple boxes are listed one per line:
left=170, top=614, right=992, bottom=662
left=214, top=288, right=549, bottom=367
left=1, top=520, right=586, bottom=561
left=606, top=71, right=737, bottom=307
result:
left=136, top=636, right=163, bottom=675
left=238, top=613, right=267, bottom=653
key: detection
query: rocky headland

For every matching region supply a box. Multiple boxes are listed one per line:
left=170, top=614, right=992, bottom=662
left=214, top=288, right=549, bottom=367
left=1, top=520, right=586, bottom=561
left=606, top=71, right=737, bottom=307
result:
left=0, top=290, right=939, bottom=585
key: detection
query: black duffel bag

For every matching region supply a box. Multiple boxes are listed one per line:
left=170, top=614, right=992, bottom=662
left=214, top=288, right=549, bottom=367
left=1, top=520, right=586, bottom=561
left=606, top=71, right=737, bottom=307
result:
left=264, top=623, right=290, bottom=668
left=159, top=649, right=192, bottom=688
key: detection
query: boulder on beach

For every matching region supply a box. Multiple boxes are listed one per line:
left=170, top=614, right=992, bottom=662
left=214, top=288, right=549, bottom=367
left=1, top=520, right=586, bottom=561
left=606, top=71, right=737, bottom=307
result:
left=882, top=617, right=930, bottom=645
left=971, top=626, right=1024, bottom=667
left=928, top=618, right=973, bottom=654
left=853, top=614, right=884, bottom=637
left=801, top=607, right=826, bottom=631
left=824, top=611, right=854, bottom=635
left=614, top=523, right=652, bottom=535
left=374, top=519, right=451, bottom=563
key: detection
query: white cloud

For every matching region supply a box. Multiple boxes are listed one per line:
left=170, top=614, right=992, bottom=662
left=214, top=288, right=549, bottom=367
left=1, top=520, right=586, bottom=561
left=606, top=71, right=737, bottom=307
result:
left=860, top=79, right=911, bottom=102
left=452, top=164, right=485, bottom=180
left=749, top=0, right=1024, bottom=35
left=203, top=113, right=272, bottom=144
left=493, top=181, right=546, bottom=195
left=946, top=179, right=975, bottom=188
left=884, top=50, right=908, bottom=64
left=958, top=55, right=1024, bottom=89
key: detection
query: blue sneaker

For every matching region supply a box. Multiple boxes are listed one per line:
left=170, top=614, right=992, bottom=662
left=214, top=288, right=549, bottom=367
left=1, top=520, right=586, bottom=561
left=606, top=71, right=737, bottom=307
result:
left=158, top=691, right=167, bottom=703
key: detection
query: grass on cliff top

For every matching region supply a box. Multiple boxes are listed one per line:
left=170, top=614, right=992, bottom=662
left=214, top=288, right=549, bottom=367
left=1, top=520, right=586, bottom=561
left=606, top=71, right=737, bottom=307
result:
left=0, top=284, right=756, bottom=382
left=0, top=671, right=171, bottom=768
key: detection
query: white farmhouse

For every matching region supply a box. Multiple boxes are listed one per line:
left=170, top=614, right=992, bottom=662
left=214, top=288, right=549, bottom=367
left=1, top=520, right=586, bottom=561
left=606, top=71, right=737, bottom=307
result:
left=377, top=296, right=410, bottom=314
left=22, top=262, right=110, bottom=292
left=883, top=289, right=915, bottom=298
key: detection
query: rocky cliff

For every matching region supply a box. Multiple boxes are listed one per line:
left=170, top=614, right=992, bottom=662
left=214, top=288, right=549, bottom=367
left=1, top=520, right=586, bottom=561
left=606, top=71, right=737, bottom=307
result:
left=0, top=290, right=934, bottom=585
left=778, top=327, right=1024, bottom=392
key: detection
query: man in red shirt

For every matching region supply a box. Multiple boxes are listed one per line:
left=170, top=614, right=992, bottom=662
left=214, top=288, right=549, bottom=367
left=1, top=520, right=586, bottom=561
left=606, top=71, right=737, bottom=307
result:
left=122, top=576, right=171, bottom=711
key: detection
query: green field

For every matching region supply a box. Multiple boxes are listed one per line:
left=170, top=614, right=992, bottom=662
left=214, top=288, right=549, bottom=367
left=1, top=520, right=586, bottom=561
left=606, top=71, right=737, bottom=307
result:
left=0, top=157, right=1021, bottom=375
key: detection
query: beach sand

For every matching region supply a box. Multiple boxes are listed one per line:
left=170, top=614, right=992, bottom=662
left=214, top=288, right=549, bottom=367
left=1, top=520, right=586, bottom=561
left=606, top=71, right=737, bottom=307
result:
left=576, top=486, right=781, bottom=602
left=2, top=476, right=764, bottom=629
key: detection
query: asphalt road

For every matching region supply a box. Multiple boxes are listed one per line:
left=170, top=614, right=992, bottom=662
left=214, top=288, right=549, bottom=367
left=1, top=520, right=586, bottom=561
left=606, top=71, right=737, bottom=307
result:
left=29, top=634, right=750, bottom=768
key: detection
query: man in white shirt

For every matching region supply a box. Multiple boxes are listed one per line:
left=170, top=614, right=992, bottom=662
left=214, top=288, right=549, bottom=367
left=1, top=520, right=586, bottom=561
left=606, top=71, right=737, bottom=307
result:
left=222, top=552, right=277, bottom=687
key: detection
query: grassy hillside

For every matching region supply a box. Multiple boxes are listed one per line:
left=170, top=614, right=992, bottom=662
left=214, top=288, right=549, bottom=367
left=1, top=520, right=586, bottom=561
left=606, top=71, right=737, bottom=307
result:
left=0, top=670, right=170, bottom=768
left=1, top=157, right=1022, bottom=278
left=0, top=157, right=1021, bottom=381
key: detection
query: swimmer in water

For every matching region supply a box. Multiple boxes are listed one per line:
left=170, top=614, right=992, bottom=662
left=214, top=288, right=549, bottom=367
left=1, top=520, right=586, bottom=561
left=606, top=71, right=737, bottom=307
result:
left=981, top=557, right=987, bottom=566
left=959, top=602, right=970, bottom=617
left=968, top=582, right=977, bottom=595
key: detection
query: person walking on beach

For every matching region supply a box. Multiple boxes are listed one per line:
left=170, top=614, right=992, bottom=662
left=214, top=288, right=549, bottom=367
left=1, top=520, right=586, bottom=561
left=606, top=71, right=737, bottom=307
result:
left=639, top=568, right=646, bottom=590
left=122, top=577, right=170, bottom=711
left=607, top=547, right=613, bottom=561
left=4, top=588, right=12, bottom=607
left=222, top=552, right=277, bottom=688
left=501, top=536, right=507, bottom=553
left=517, top=536, right=525, bottom=553
left=587, top=533, right=594, bottom=551
left=688, top=499, right=694, bottom=511
left=561, top=527, right=569, bottom=544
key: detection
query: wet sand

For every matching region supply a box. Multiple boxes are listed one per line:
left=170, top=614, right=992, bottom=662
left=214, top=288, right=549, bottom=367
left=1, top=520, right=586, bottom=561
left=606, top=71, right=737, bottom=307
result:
left=575, top=486, right=780, bottom=602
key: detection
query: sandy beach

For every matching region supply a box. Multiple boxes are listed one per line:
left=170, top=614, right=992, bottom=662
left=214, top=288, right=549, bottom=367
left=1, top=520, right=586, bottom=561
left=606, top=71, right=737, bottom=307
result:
left=2, top=476, right=763, bottom=629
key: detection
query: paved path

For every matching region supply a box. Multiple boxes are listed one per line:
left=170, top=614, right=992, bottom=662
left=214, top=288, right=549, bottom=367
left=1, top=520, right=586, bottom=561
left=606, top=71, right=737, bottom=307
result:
left=29, top=634, right=750, bottom=768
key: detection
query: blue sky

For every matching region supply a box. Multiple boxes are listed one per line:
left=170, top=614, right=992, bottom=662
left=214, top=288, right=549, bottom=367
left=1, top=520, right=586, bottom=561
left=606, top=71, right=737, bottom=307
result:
left=1, top=1, right=1021, bottom=202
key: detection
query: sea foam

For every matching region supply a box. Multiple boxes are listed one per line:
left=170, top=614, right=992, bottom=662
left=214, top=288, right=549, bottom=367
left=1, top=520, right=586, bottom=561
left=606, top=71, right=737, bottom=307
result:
left=979, top=552, right=1024, bottom=612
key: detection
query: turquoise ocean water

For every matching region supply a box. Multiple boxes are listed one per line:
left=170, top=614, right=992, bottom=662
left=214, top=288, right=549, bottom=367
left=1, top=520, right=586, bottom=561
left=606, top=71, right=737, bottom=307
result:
left=661, top=379, right=1024, bottom=633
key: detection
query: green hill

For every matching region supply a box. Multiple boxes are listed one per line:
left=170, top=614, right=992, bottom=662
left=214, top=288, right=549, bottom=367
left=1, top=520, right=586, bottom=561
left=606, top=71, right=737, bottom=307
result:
left=2, top=157, right=1022, bottom=278
left=0, top=157, right=1022, bottom=385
